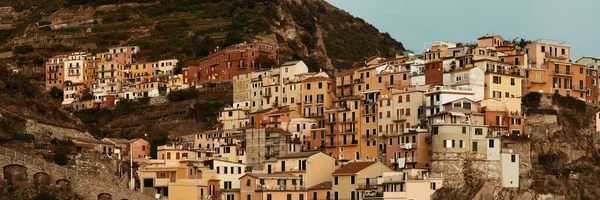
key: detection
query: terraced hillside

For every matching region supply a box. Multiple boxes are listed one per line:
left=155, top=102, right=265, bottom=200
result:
left=1, top=0, right=404, bottom=70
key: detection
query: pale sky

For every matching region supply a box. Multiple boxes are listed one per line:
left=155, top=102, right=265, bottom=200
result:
left=326, top=0, right=600, bottom=60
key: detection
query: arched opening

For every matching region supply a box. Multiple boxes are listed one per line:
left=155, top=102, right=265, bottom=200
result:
left=3, top=164, right=28, bottom=184
left=56, top=178, right=71, bottom=190
left=33, top=172, right=51, bottom=186
left=97, top=193, right=112, bottom=200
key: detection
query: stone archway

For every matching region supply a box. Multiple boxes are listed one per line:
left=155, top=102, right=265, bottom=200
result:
left=97, top=193, right=112, bottom=200
left=33, top=172, right=51, bottom=186
left=3, top=164, right=28, bottom=184
left=56, top=178, right=71, bottom=190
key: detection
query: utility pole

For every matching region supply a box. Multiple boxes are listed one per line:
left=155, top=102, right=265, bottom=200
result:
left=129, top=142, right=135, bottom=190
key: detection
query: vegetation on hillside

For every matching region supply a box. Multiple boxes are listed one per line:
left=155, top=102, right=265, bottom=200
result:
left=2, top=0, right=403, bottom=70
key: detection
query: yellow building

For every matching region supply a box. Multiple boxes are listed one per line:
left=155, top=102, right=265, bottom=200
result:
left=331, top=161, right=393, bottom=200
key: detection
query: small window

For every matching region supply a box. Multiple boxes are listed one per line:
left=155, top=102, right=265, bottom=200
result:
left=489, top=139, right=495, bottom=148
left=334, top=176, right=338, bottom=185
left=511, top=155, right=516, bottom=162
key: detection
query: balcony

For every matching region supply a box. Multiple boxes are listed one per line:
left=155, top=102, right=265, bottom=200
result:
left=361, top=110, right=377, bottom=116
left=392, top=115, right=406, bottom=122
left=263, top=91, right=272, bottom=97
left=304, top=100, right=312, bottom=105
left=553, top=70, right=572, bottom=76
left=354, top=78, right=364, bottom=84
left=337, top=80, right=353, bottom=86
left=572, top=85, right=587, bottom=91
left=405, top=157, right=417, bottom=163
left=400, top=143, right=416, bottom=150
left=339, top=118, right=357, bottom=123
left=340, top=140, right=358, bottom=146
left=431, top=119, right=471, bottom=125
left=255, top=185, right=306, bottom=191
left=325, top=118, right=337, bottom=123
left=545, top=52, right=567, bottom=59
left=340, top=129, right=357, bottom=134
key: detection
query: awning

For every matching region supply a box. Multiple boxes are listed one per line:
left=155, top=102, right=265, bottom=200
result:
left=449, top=112, right=466, bottom=117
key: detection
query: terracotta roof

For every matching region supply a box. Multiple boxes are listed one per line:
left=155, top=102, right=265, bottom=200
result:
left=302, top=76, right=332, bottom=83
left=332, top=161, right=377, bottom=174
left=336, top=68, right=358, bottom=76
left=105, top=138, right=130, bottom=144
left=308, top=181, right=332, bottom=190
left=265, top=127, right=291, bottom=134
left=281, top=60, right=303, bottom=66
left=278, top=151, right=320, bottom=159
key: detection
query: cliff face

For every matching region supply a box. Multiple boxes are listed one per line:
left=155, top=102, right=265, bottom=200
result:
left=433, top=94, right=600, bottom=199
left=1, top=0, right=404, bottom=70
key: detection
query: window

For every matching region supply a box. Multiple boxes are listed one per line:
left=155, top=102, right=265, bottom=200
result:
left=541, top=46, right=545, bottom=52
left=459, top=140, right=464, bottom=148
left=378, top=76, right=382, bottom=83
left=246, top=179, right=251, bottom=186
left=287, top=194, right=292, bottom=200
left=431, top=182, right=437, bottom=190
left=493, top=91, right=501, bottom=98
left=511, top=155, right=516, bottom=162
left=306, top=84, right=311, bottom=90
left=493, top=76, right=501, bottom=84
left=432, top=127, right=439, bottom=135
left=267, top=194, right=272, bottom=200
left=510, top=78, right=515, bottom=86
left=475, top=128, right=483, bottom=135
left=299, top=194, right=304, bottom=200
left=489, top=139, right=495, bottom=148
left=143, top=178, right=154, bottom=187
left=350, top=176, right=355, bottom=184
left=472, top=142, right=478, bottom=151
left=334, top=176, right=338, bottom=185
left=318, top=82, right=323, bottom=89
left=247, top=195, right=251, bottom=200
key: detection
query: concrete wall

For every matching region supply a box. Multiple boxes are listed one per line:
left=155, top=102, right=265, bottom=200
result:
left=431, top=152, right=500, bottom=188
left=501, top=153, right=519, bottom=188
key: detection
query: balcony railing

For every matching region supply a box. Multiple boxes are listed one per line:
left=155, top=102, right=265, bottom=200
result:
left=400, top=143, right=416, bottom=150
left=392, top=115, right=406, bottom=122
left=256, top=185, right=306, bottom=191
left=340, top=140, right=358, bottom=146
left=572, top=85, right=587, bottom=91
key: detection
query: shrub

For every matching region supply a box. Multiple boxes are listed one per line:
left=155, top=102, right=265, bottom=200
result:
left=53, top=151, right=69, bottom=166
left=167, top=88, right=199, bottom=102
left=552, top=93, right=586, bottom=112
left=538, top=152, right=568, bottom=177
left=522, top=92, right=542, bottom=108
left=255, top=55, right=276, bottom=69
left=49, top=87, right=63, bottom=99
left=13, top=45, right=34, bottom=54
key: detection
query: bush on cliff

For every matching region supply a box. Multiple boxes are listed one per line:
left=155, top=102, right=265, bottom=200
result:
left=167, top=88, right=199, bottom=102
left=522, top=92, right=542, bottom=108
left=53, top=151, right=69, bottom=166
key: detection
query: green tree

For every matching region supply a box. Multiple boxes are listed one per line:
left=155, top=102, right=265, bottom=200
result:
left=255, top=55, right=276, bottom=69
left=13, top=45, right=34, bottom=54
left=54, top=152, right=69, bottom=166
left=49, top=87, right=64, bottom=99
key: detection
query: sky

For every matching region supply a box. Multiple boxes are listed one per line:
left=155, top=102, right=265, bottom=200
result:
left=325, top=0, right=600, bottom=60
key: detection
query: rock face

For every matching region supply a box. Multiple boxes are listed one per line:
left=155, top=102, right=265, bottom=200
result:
left=25, top=119, right=94, bottom=141
left=433, top=182, right=565, bottom=200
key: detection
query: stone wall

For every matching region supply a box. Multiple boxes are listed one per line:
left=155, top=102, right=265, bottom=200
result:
left=25, top=120, right=95, bottom=141
left=0, top=146, right=152, bottom=199
left=431, top=152, right=501, bottom=188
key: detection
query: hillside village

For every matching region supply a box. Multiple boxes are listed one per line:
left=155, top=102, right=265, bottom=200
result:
left=15, top=33, right=600, bottom=200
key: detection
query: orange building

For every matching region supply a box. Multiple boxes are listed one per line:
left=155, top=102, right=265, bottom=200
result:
left=45, top=55, right=67, bottom=89
left=586, top=68, right=598, bottom=103
left=184, top=42, right=278, bottom=85
left=424, top=60, right=443, bottom=86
